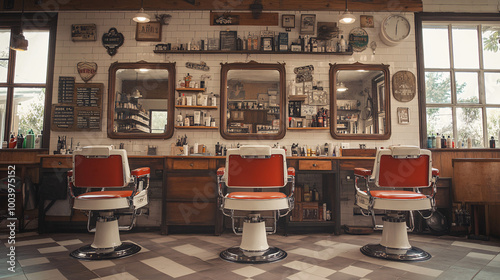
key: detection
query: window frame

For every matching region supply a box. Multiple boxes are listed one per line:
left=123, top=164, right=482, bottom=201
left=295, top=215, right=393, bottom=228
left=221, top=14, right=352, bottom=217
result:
left=0, top=13, right=57, bottom=148
left=416, top=12, right=500, bottom=148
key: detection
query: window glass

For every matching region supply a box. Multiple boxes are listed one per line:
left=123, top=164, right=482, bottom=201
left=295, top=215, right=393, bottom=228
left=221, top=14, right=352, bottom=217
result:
left=486, top=108, right=500, bottom=140
left=455, top=72, right=479, bottom=103
left=457, top=107, right=483, bottom=147
left=482, top=25, right=500, bottom=70
left=14, top=31, right=50, bottom=84
left=485, top=72, right=500, bottom=104
left=452, top=26, right=479, bottom=69
left=0, top=88, right=7, bottom=142
left=0, top=30, right=10, bottom=83
left=426, top=107, right=452, bottom=136
left=11, top=88, right=45, bottom=136
left=150, top=110, right=168, bottom=133
left=425, top=72, right=451, bottom=103
left=423, top=26, right=450, bottom=69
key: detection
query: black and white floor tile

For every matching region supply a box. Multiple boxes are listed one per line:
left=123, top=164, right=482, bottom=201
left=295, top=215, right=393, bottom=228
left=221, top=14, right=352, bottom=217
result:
left=1, top=231, right=499, bottom=279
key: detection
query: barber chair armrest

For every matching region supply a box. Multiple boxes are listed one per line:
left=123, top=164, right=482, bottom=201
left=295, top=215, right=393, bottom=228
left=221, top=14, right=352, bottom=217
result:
left=354, top=168, right=372, bottom=177
left=354, top=168, right=372, bottom=195
left=217, top=167, right=225, bottom=197
left=131, top=167, right=150, bottom=178
left=432, top=168, right=439, bottom=178
left=287, top=167, right=295, bottom=176
left=67, top=170, right=76, bottom=199
left=287, top=167, right=295, bottom=198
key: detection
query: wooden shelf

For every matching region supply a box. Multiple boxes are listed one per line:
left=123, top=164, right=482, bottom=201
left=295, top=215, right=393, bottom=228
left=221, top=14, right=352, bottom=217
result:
left=288, top=127, right=329, bottom=130
left=175, top=105, right=217, bottom=109
left=175, top=126, right=218, bottom=129
left=175, top=88, right=205, bottom=91
left=289, top=95, right=308, bottom=101
left=155, top=50, right=353, bottom=55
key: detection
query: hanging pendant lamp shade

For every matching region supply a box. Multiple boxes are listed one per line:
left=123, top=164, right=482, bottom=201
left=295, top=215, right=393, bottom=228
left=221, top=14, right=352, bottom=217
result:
left=339, top=0, right=356, bottom=24
left=133, top=0, right=150, bottom=23
left=11, top=0, right=28, bottom=51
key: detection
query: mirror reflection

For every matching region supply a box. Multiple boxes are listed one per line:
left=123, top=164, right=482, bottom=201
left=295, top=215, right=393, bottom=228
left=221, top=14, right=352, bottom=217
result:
left=221, top=62, right=286, bottom=140
left=108, top=62, right=176, bottom=139
left=330, top=63, right=391, bottom=140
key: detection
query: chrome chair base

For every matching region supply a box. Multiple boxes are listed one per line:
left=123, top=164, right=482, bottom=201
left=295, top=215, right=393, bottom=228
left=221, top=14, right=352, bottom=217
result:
left=70, top=242, right=141, bottom=260
left=220, top=246, right=287, bottom=263
left=360, top=244, right=431, bottom=261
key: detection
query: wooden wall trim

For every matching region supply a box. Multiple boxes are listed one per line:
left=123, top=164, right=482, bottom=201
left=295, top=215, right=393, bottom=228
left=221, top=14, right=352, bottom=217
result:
left=0, top=0, right=423, bottom=12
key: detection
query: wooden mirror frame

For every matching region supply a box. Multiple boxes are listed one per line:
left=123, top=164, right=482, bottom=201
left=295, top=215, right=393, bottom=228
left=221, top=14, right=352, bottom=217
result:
left=107, top=61, right=176, bottom=139
left=329, top=63, right=391, bottom=140
left=220, top=61, right=286, bottom=140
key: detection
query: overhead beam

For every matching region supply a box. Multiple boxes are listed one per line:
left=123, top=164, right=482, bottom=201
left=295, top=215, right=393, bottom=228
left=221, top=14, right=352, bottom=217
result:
left=1, top=0, right=423, bottom=12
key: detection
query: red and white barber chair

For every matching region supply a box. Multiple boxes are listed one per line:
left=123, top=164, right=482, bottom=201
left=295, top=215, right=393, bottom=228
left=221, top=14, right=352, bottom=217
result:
left=68, top=146, right=150, bottom=260
left=354, top=145, right=439, bottom=261
left=217, top=145, right=295, bottom=263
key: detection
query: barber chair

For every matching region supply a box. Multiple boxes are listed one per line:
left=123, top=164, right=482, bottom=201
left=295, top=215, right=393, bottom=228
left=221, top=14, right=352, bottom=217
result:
left=217, top=145, right=295, bottom=263
left=354, top=145, right=439, bottom=261
left=68, top=146, right=150, bottom=260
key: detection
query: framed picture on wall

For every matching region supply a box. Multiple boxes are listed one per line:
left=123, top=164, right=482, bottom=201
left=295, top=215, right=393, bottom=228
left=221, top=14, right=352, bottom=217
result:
left=282, top=14, right=295, bottom=30
left=136, top=21, right=162, bottom=41
left=300, top=14, right=316, bottom=35
left=397, top=107, right=410, bottom=124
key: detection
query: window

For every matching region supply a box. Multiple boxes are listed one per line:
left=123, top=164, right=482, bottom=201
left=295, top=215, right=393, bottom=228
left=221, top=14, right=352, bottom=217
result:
left=416, top=14, right=500, bottom=148
left=0, top=14, right=56, bottom=147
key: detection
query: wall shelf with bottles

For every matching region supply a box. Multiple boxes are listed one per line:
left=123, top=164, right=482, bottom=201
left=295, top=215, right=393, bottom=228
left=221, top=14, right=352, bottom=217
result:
left=288, top=127, right=329, bottom=130
left=174, top=126, right=218, bottom=129
left=175, top=105, right=217, bottom=109
left=176, top=88, right=205, bottom=92
left=154, top=50, right=353, bottom=56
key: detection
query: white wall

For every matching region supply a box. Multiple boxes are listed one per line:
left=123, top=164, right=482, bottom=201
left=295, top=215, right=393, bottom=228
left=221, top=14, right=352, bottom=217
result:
left=51, top=10, right=420, bottom=155
left=423, top=0, right=500, bottom=13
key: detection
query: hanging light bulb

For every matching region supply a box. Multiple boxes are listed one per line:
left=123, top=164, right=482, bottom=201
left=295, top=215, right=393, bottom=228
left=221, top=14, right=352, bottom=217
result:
left=133, top=0, right=150, bottom=23
left=339, top=0, right=356, bottom=24
left=337, top=82, right=348, bottom=92
left=11, top=0, right=28, bottom=51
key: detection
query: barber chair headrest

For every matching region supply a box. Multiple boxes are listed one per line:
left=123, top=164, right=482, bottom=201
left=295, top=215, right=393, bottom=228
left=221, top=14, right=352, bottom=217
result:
left=237, top=145, right=272, bottom=157
left=79, top=145, right=116, bottom=157
left=389, top=145, right=421, bottom=158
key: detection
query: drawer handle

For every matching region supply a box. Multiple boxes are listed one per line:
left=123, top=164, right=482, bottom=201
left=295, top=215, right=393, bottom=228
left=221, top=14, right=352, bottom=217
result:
left=58, top=161, right=62, bottom=165
left=190, top=163, right=194, bottom=167
left=312, top=163, right=317, bottom=167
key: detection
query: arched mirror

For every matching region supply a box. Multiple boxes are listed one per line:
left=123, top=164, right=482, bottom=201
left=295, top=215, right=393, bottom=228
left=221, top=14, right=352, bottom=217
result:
left=329, top=63, right=391, bottom=140
left=220, top=61, right=286, bottom=140
left=107, top=61, right=176, bottom=139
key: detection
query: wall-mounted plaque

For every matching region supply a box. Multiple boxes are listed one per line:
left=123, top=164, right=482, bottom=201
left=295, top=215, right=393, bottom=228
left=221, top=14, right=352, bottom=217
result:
left=77, top=61, right=97, bottom=82
left=102, top=27, right=124, bottom=56
left=58, top=76, right=75, bottom=103
left=52, top=105, right=75, bottom=130
left=219, top=31, right=237, bottom=51
left=71, top=24, right=97, bottom=41
left=136, top=21, right=162, bottom=41
left=392, top=70, right=416, bottom=102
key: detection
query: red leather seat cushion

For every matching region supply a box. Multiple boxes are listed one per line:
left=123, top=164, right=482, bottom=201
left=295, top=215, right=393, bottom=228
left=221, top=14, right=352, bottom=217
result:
left=369, top=190, right=427, bottom=200
left=227, top=192, right=286, bottom=199
left=77, top=190, right=133, bottom=199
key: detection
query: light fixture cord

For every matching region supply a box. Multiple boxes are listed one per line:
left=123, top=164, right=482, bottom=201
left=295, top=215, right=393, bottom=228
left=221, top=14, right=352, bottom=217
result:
left=141, top=0, right=144, bottom=9
left=20, top=0, right=25, bottom=30
left=345, top=0, right=348, bottom=10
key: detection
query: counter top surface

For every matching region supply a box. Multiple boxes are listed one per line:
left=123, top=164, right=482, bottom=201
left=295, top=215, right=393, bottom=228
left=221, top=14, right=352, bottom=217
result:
left=38, top=154, right=375, bottom=160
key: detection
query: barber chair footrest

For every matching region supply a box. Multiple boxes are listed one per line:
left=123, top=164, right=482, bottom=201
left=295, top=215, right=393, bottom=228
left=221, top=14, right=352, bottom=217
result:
left=360, top=244, right=431, bottom=261
left=70, top=242, right=141, bottom=260
left=220, top=246, right=287, bottom=263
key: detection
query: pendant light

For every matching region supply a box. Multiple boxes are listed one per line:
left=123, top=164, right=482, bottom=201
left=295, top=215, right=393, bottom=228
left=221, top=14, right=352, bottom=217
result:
left=337, top=82, right=348, bottom=92
left=11, top=0, right=28, bottom=51
left=133, top=0, right=150, bottom=23
left=339, top=0, right=356, bottom=24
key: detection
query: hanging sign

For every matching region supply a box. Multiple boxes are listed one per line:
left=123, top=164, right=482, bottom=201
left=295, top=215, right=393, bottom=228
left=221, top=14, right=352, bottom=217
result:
left=185, top=62, right=210, bottom=71
left=77, top=62, right=97, bottom=82
left=102, top=28, right=124, bottom=56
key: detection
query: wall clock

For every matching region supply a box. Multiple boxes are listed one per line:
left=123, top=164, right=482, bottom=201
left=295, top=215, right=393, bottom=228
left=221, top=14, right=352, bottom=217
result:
left=380, top=15, right=411, bottom=46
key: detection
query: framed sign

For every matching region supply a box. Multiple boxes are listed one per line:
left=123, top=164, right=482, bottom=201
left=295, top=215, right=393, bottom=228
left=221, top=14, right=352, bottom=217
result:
left=220, top=31, right=237, bottom=51
left=360, top=15, right=374, bottom=28
left=136, top=21, right=162, bottom=41
left=71, top=24, right=97, bottom=41
left=300, top=14, right=316, bottom=35
left=392, top=70, right=416, bottom=102
left=282, top=14, right=295, bottom=31
left=397, top=107, right=410, bottom=124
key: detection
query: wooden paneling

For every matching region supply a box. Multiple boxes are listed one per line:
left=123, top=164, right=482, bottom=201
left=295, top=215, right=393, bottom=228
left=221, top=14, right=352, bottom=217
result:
left=341, top=149, right=377, bottom=157
left=210, top=12, right=278, bottom=26
left=431, top=149, right=500, bottom=178
left=166, top=175, right=216, bottom=200
left=165, top=202, right=216, bottom=225
left=339, top=159, right=374, bottom=171
left=452, top=159, right=500, bottom=203
left=3, top=0, right=423, bottom=12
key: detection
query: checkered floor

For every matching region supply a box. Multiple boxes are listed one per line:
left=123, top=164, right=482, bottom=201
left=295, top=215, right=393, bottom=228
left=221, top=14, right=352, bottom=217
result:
left=1, top=231, right=499, bottom=279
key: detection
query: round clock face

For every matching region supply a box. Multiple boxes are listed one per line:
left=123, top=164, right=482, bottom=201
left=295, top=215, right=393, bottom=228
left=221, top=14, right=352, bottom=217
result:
left=382, top=15, right=411, bottom=43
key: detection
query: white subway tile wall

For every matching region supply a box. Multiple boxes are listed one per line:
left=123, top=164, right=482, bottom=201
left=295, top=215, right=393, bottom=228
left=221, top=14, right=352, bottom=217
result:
left=51, top=10, right=420, bottom=155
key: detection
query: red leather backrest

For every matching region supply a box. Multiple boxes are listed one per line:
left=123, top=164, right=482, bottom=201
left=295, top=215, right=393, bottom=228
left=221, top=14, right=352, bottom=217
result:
left=378, top=154, right=430, bottom=188
left=227, top=154, right=285, bottom=187
left=74, top=155, right=125, bottom=188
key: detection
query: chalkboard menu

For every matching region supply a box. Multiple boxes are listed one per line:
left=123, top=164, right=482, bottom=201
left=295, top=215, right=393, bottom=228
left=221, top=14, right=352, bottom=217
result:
left=52, top=82, right=103, bottom=131
left=52, top=105, right=75, bottom=129
left=58, top=76, right=75, bottom=103
left=220, top=31, right=237, bottom=51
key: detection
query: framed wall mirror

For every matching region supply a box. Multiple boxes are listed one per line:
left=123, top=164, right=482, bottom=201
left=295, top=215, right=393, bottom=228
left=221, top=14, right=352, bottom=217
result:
left=329, top=63, right=391, bottom=140
left=107, top=61, right=176, bottom=139
left=220, top=61, right=286, bottom=140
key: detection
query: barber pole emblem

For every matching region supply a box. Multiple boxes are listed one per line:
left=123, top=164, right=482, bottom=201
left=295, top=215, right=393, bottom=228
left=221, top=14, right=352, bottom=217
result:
left=77, top=62, right=97, bottom=82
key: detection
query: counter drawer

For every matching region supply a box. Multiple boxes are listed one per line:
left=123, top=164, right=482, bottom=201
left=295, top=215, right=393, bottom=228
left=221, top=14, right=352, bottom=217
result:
left=298, top=160, right=332, bottom=171
left=172, top=159, right=209, bottom=170
left=166, top=175, right=216, bottom=199
left=42, top=157, right=72, bottom=169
